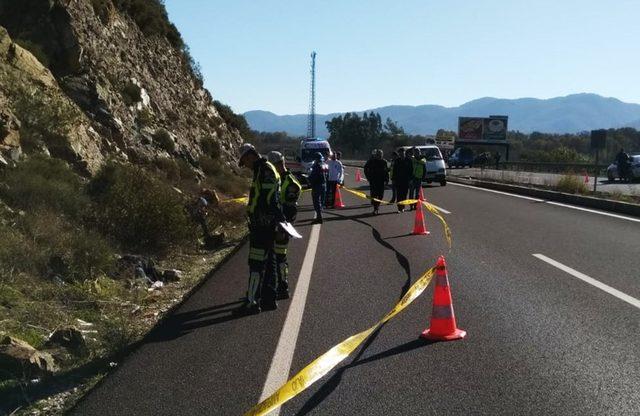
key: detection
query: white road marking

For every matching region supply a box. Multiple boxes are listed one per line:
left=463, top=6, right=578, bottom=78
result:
left=450, top=182, right=640, bottom=223
left=533, top=254, right=640, bottom=310
left=545, top=201, right=640, bottom=223
left=259, top=223, right=321, bottom=415
left=449, top=182, right=544, bottom=202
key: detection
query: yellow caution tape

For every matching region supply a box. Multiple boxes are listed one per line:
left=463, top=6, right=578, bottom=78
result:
left=244, top=266, right=436, bottom=416
left=221, top=196, right=249, bottom=204
left=340, top=186, right=452, bottom=248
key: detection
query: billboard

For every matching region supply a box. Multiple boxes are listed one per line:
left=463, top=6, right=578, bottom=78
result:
left=458, top=115, right=508, bottom=143
left=458, top=117, right=484, bottom=141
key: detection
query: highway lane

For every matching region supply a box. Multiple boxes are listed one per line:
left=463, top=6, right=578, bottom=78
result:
left=72, top=166, right=640, bottom=415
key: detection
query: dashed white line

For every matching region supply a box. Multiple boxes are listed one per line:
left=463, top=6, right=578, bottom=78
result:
left=259, top=223, right=321, bottom=415
left=450, top=181, right=640, bottom=223
left=533, top=254, right=640, bottom=310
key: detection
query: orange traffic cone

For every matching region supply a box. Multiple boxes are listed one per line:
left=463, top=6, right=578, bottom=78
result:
left=421, top=256, right=466, bottom=341
left=583, top=171, right=589, bottom=184
left=412, top=197, right=430, bottom=235
left=418, top=185, right=425, bottom=201
left=334, top=185, right=345, bottom=208
left=355, top=169, right=362, bottom=182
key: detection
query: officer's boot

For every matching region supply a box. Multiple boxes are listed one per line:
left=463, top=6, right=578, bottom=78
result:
left=245, top=271, right=262, bottom=314
left=276, top=261, right=290, bottom=300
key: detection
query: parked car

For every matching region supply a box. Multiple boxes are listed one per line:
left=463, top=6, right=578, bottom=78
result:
left=606, top=154, right=640, bottom=182
left=448, top=147, right=474, bottom=168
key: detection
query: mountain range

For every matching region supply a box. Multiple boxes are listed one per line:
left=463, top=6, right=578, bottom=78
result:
left=244, top=94, right=640, bottom=137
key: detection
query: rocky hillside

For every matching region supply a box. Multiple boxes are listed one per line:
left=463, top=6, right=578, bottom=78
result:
left=0, top=0, right=242, bottom=174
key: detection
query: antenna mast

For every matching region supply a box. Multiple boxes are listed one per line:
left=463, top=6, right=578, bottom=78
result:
left=307, top=51, right=317, bottom=138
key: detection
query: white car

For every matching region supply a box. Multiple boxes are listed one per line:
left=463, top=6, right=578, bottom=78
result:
left=606, top=154, right=640, bottom=182
left=398, top=145, right=447, bottom=186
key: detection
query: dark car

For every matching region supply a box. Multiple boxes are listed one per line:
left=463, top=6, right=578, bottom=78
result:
left=448, top=147, right=474, bottom=168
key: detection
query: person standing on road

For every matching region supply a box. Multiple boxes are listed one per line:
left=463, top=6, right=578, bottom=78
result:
left=326, top=152, right=344, bottom=208
left=308, top=152, right=328, bottom=223
left=393, top=148, right=413, bottom=212
left=238, top=143, right=284, bottom=313
left=364, top=149, right=389, bottom=215
left=267, top=151, right=301, bottom=299
left=616, top=148, right=630, bottom=181
left=389, top=151, right=398, bottom=203
left=410, top=147, right=426, bottom=209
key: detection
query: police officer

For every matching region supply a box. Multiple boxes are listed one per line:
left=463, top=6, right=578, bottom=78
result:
left=238, top=143, right=284, bottom=313
left=410, top=147, right=426, bottom=209
left=393, top=148, right=413, bottom=212
left=308, top=152, right=327, bottom=223
left=267, top=151, right=302, bottom=299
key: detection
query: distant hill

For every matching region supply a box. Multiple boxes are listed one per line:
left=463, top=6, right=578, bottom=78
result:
left=244, top=94, right=640, bottom=137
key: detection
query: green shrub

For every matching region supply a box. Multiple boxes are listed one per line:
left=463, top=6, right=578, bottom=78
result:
left=201, top=137, right=221, bottom=158
left=176, top=158, right=198, bottom=182
left=199, top=155, right=223, bottom=176
left=556, top=174, right=589, bottom=194
left=0, top=155, right=90, bottom=219
left=19, top=211, right=115, bottom=281
left=154, top=157, right=180, bottom=181
left=111, top=0, right=184, bottom=48
left=153, top=128, right=175, bottom=153
left=88, top=163, right=194, bottom=254
left=121, top=82, right=142, bottom=106
left=136, top=108, right=153, bottom=126
left=213, top=101, right=254, bottom=140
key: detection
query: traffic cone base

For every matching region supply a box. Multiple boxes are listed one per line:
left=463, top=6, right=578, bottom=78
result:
left=420, top=327, right=466, bottom=341
left=334, top=186, right=345, bottom=209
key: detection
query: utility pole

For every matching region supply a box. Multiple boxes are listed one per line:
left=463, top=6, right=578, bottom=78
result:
left=307, top=51, right=317, bottom=138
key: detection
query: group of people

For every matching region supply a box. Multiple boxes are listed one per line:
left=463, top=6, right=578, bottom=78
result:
left=238, top=143, right=302, bottom=314
left=363, top=147, right=428, bottom=214
left=306, top=151, right=344, bottom=224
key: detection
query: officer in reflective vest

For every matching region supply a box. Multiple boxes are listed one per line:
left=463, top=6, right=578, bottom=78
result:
left=238, top=143, right=284, bottom=313
left=267, top=151, right=302, bottom=299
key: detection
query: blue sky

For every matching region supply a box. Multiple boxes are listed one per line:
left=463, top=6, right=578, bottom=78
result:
left=165, top=0, right=640, bottom=115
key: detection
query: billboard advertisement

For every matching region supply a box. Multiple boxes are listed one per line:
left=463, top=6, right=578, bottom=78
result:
left=458, top=117, right=484, bottom=141
left=458, top=115, right=508, bottom=143
left=483, top=116, right=508, bottom=141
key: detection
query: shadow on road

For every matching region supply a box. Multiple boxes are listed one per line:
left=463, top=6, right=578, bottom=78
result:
left=294, top=338, right=437, bottom=416
left=146, top=300, right=246, bottom=343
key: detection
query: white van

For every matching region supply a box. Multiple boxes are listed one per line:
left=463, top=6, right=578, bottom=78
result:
left=398, top=145, right=447, bottom=186
left=297, top=138, right=332, bottom=173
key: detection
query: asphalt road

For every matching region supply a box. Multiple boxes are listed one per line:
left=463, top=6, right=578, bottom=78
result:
left=71, top=167, right=640, bottom=416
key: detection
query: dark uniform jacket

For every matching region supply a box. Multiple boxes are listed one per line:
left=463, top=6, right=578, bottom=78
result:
left=364, top=158, right=389, bottom=184
left=247, top=158, right=284, bottom=227
left=393, top=157, right=413, bottom=183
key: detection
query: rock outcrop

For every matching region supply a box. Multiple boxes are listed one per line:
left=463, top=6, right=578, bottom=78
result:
left=0, top=0, right=243, bottom=173
left=0, top=335, right=58, bottom=378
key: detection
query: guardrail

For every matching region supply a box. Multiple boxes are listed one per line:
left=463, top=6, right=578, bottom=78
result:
left=494, top=161, right=608, bottom=174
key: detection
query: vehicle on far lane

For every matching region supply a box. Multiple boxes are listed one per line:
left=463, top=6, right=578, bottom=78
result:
left=448, top=147, right=474, bottom=168
left=606, top=154, right=640, bottom=182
